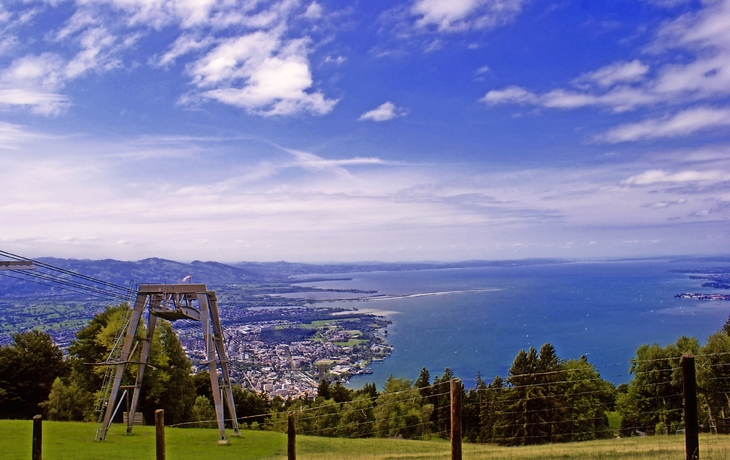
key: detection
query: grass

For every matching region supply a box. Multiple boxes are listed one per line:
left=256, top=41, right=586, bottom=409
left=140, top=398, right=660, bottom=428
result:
left=333, top=339, right=367, bottom=347
left=2, top=420, right=730, bottom=459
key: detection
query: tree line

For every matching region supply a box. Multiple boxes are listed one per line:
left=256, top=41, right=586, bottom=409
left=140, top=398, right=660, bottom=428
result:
left=1, top=303, right=730, bottom=446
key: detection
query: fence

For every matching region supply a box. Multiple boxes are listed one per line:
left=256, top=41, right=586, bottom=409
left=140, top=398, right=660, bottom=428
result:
left=17, top=355, right=726, bottom=460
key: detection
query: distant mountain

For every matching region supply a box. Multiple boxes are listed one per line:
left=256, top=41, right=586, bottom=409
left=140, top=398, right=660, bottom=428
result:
left=0, top=257, right=269, bottom=298
left=0, top=256, right=569, bottom=299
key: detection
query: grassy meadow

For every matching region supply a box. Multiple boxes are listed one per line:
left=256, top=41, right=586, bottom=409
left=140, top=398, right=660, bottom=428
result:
left=2, top=420, right=730, bottom=459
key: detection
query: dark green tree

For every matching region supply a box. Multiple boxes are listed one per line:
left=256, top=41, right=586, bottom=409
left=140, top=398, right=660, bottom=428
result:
left=374, top=376, right=433, bottom=439
left=142, top=320, right=196, bottom=425
left=478, top=376, right=504, bottom=442
left=415, top=367, right=431, bottom=398
left=331, top=381, right=352, bottom=403
left=337, top=393, right=375, bottom=438
left=0, top=330, right=68, bottom=419
left=463, top=371, right=486, bottom=441
left=232, top=385, right=270, bottom=428
left=617, top=337, right=698, bottom=436
left=67, top=304, right=133, bottom=396
left=317, top=378, right=331, bottom=399
left=431, top=368, right=457, bottom=438
left=66, top=304, right=195, bottom=424
left=562, top=356, right=613, bottom=441
left=39, top=377, right=93, bottom=421
left=353, top=382, right=378, bottom=400
left=697, top=331, right=730, bottom=432
left=193, top=371, right=213, bottom=399
left=493, top=343, right=585, bottom=445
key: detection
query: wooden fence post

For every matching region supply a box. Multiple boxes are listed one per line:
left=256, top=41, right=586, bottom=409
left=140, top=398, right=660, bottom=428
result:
left=682, top=355, right=699, bottom=460
left=288, top=411, right=296, bottom=460
left=451, top=379, right=462, bottom=460
left=155, top=409, right=165, bottom=460
left=32, top=414, right=42, bottom=460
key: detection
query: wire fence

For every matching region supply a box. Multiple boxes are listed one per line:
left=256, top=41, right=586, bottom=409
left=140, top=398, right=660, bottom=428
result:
left=5, top=358, right=730, bottom=459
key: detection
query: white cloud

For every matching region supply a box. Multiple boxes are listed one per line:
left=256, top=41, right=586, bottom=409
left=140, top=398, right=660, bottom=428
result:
left=480, top=86, right=538, bottom=105
left=0, top=122, right=33, bottom=149
left=359, top=102, right=407, bottom=121
left=411, top=0, right=526, bottom=32
left=324, top=55, right=347, bottom=65
left=475, top=65, right=490, bottom=74
left=596, top=107, right=730, bottom=143
left=575, top=60, right=650, bottom=88
left=188, top=31, right=281, bottom=88
left=154, top=33, right=212, bottom=67
left=2, top=131, right=729, bottom=261
left=303, top=2, right=323, bottom=19
left=623, top=169, right=730, bottom=185
left=644, top=198, right=686, bottom=208
left=0, top=53, right=65, bottom=90
left=198, top=37, right=338, bottom=116
left=0, top=0, right=335, bottom=118
left=0, top=89, right=70, bottom=115
left=482, top=0, right=730, bottom=140
left=644, top=0, right=693, bottom=8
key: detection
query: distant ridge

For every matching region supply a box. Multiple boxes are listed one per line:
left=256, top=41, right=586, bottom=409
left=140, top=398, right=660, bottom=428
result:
left=0, top=257, right=569, bottom=298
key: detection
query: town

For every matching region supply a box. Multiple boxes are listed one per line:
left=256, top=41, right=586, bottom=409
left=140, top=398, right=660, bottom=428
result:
left=175, top=305, right=393, bottom=399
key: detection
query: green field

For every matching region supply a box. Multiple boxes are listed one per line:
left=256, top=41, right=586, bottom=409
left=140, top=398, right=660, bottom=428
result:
left=3, top=420, right=730, bottom=459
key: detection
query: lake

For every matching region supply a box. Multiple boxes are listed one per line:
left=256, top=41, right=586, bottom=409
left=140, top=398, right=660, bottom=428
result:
left=293, top=259, right=730, bottom=387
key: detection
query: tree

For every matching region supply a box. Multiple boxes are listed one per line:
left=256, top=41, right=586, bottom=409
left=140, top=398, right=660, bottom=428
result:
left=317, top=378, right=331, bottom=399
left=0, top=330, right=68, bottom=419
left=478, top=376, right=504, bottom=442
left=415, top=367, right=431, bottom=398
left=193, top=371, right=213, bottom=399
left=463, top=371, right=486, bottom=441
left=232, top=385, right=270, bottom=428
left=490, top=343, right=611, bottom=445
left=192, top=395, right=216, bottom=428
left=337, top=394, right=375, bottom=438
left=67, top=304, right=133, bottom=397
left=697, top=331, right=730, bottom=433
left=66, top=304, right=196, bottom=424
left=143, top=320, right=196, bottom=425
left=353, top=382, right=378, bottom=400
left=374, top=376, right=433, bottom=439
left=431, top=368, right=457, bottom=438
left=617, top=337, right=698, bottom=436
left=39, top=377, right=93, bottom=421
left=495, top=346, right=560, bottom=445
left=562, top=357, right=613, bottom=441
left=331, top=381, right=352, bottom=403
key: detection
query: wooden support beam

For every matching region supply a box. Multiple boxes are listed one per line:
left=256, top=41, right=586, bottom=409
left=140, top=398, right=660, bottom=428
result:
left=451, top=379, right=462, bottom=460
left=682, top=355, right=699, bottom=460
left=32, top=414, right=42, bottom=460
left=288, top=412, right=296, bottom=460
left=155, top=409, right=165, bottom=460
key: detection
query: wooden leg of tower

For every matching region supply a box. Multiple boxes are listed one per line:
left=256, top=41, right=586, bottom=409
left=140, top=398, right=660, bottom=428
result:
left=199, top=293, right=228, bottom=444
left=99, top=294, right=146, bottom=441
left=126, top=313, right=156, bottom=434
left=208, top=291, right=240, bottom=435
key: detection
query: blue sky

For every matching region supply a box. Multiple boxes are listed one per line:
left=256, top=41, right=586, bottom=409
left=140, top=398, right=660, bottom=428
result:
left=1, top=0, right=729, bottom=262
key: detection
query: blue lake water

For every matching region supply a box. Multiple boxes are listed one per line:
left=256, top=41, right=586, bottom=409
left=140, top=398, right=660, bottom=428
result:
left=294, top=259, right=730, bottom=388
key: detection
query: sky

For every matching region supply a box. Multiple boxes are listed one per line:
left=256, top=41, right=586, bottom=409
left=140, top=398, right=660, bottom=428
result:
left=0, top=0, right=729, bottom=263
